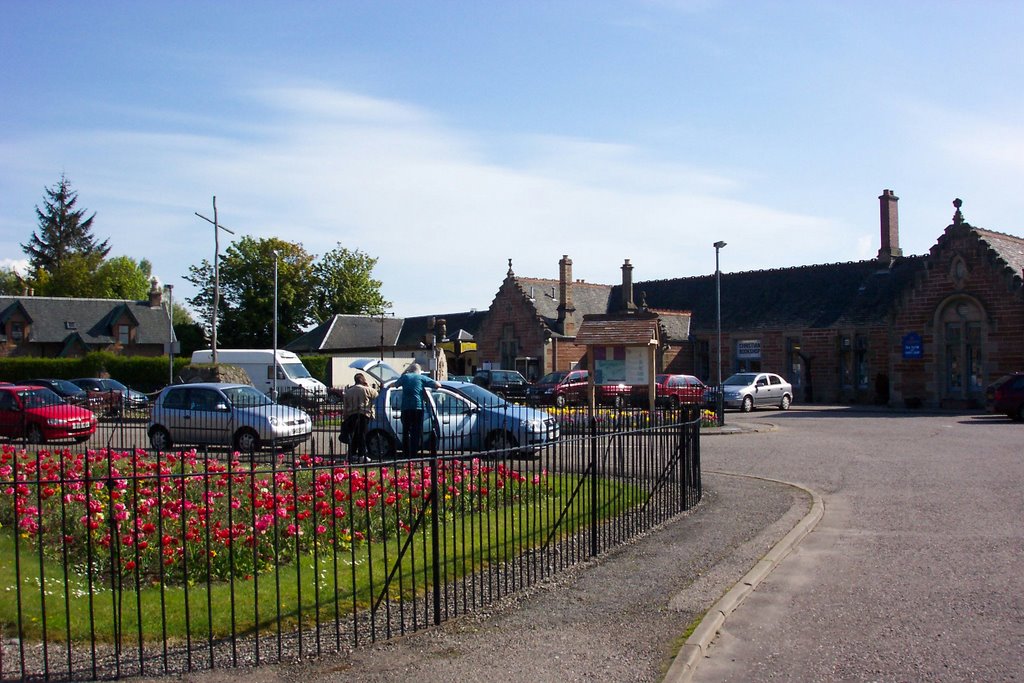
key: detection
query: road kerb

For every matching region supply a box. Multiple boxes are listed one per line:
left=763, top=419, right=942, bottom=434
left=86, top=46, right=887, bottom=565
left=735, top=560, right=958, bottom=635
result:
left=663, top=476, right=824, bottom=683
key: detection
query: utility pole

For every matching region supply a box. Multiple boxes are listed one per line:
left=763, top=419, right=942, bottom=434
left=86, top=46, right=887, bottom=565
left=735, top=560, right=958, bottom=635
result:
left=195, top=196, right=235, bottom=364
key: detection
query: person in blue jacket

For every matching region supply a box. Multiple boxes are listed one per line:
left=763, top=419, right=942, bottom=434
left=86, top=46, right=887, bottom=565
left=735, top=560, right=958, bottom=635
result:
left=394, top=363, right=440, bottom=458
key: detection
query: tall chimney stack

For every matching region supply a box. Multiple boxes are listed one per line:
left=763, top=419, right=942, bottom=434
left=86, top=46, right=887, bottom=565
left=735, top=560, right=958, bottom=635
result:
left=557, top=255, right=576, bottom=336
left=621, top=259, right=637, bottom=312
left=878, top=189, right=902, bottom=264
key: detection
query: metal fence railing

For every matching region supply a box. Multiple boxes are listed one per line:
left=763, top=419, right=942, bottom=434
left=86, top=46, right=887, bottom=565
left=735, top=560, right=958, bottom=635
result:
left=0, top=388, right=702, bottom=681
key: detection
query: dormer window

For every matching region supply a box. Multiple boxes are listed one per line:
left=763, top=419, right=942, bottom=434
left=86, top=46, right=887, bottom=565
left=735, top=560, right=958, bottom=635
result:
left=117, top=324, right=130, bottom=345
left=65, top=321, right=77, bottom=330
left=10, top=322, right=23, bottom=342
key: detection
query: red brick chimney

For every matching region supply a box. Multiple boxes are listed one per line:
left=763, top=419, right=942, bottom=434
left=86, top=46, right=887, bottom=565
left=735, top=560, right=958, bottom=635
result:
left=148, top=278, right=163, bottom=307
left=621, top=259, right=637, bottom=312
left=877, top=189, right=903, bottom=264
left=557, top=255, right=576, bottom=336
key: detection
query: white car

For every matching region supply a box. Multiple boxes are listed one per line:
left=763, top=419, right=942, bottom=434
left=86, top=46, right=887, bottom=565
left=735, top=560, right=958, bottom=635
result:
left=721, top=372, right=794, bottom=412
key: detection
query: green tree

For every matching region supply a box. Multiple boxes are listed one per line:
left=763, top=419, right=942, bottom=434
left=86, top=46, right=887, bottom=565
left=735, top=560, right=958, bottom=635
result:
left=217, top=237, right=317, bottom=347
left=0, top=267, right=25, bottom=295
left=22, top=174, right=110, bottom=277
left=183, top=259, right=217, bottom=339
left=33, top=251, right=105, bottom=297
left=94, top=256, right=153, bottom=299
left=311, top=245, right=390, bottom=320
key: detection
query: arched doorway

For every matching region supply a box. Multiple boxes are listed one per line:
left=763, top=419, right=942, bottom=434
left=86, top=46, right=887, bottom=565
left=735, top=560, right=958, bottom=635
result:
left=935, top=296, right=986, bottom=405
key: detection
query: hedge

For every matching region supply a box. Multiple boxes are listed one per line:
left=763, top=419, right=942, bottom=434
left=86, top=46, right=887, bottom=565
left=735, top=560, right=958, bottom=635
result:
left=0, top=352, right=190, bottom=393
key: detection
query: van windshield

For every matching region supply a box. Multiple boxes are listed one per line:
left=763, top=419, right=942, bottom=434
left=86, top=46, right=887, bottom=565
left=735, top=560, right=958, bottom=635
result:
left=282, top=362, right=312, bottom=380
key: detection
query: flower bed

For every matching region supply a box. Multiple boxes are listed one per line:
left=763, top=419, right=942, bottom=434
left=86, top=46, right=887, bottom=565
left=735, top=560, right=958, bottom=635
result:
left=0, top=444, right=551, bottom=589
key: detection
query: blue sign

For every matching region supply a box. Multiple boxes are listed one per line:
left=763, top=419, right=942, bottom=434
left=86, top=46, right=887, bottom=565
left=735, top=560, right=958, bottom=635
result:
left=902, top=332, right=923, bottom=359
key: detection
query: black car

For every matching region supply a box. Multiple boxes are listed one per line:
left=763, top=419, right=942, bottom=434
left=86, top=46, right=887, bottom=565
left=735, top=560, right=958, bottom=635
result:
left=21, top=378, right=97, bottom=408
left=472, top=369, right=531, bottom=403
left=988, top=372, right=1024, bottom=420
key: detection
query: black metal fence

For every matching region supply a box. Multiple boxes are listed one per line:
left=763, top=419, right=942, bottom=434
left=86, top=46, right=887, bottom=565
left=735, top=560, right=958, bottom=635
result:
left=0, top=391, right=702, bottom=681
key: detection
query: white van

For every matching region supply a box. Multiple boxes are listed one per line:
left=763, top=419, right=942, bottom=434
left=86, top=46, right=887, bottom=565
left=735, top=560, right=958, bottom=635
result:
left=190, top=349, right=327, bottom=398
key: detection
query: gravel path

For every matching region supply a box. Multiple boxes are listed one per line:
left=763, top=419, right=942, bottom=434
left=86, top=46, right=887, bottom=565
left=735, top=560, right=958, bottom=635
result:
left=131, top=471, right=806, bottom=683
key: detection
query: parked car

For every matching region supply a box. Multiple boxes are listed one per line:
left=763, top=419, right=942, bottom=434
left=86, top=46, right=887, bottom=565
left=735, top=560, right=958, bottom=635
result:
left=654, top=374, right=708, bottom=408
left=528, top=369, right=589, bottom=408
left=147, top=383, right=313, bottom=452
left=595, top=382, right=636, bottom=408
left=70, top=377, right=149, bottom=414
left=21, top=378, right=98, bottom=408
left=472, top=369, right=531, bottom=402
left=721, top=372, right=794, bottom=412
left=0, top=385, right=97, bottom=444
left=988, top=372, right=1024, bottom=421
left=447, top=375, right=474, bottom=383
left=364, top=380, right=560, bottom=459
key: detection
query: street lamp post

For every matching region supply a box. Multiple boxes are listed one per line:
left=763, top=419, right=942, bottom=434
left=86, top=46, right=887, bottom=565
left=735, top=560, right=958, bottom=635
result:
left=272, top=250, right=280, bottom=400
left=166, top=284, right=174, bottom=386
left=714, top=241, right=727, bottom=426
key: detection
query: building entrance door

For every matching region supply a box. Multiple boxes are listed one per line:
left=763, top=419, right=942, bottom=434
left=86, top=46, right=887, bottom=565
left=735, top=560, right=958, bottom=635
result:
left=938, top=299, right=984, bottom=404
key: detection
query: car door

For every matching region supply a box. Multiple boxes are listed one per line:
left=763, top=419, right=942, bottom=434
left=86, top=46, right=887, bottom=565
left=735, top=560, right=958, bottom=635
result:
left=753, top=374, right=771, bottom=407
left=178, top=387, right=231, bottom=445
left=430, top=389, right=479, bottom=452
left=0, top=390, right=22, bottom=438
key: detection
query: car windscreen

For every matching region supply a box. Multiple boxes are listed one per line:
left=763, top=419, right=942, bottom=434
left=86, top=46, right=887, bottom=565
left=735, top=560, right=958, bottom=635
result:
left=281, top=362, right=312, bottom=380
left=51, top=379, right=84, bottom=394
left=724, top=374, right=758, bottom=386
left=223, top=386, right=274, bottom=407
left=105, top=378, right=128, bottom=391
left=536, top=372, right=568, bottom=385
left=450, top=382, right=507, bottom=407
left=18, top=388, right=64, bottom=408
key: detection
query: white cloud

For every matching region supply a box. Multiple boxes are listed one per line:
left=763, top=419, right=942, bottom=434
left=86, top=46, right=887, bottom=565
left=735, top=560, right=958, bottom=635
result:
left=0, top=84, right=846, bottom=316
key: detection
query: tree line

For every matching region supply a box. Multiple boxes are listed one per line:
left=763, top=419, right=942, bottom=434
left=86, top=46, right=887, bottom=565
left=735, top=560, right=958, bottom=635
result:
left=1, top=175, right=391, bottom=350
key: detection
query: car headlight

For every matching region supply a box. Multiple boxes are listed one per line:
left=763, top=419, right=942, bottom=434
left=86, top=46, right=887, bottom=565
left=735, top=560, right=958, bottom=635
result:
left=525, top=418, right=546, bottom=432
left=268, top=416, right=280, bottom=426
left=47, top=418, right=66, bottom=426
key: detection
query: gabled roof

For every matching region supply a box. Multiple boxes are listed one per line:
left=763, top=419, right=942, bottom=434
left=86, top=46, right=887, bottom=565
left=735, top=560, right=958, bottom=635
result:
left=513, top=276, right=615, bottom=335
left=396, top=310, right=486, bottom=347
left=0, top=296, right=174, bottom=346
left=630, top=258, right=926, bottom=332
left=576, top=313, right=661, bottom=346
left=286, top=310, right=486, bottom=353
left=286, top=314, right=405, bottom=353
left=940, top=224, right=1024, bottom=290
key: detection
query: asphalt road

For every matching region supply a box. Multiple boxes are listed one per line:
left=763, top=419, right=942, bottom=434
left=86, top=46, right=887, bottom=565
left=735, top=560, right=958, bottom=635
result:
left=692, top=407, right=1023, bottom=682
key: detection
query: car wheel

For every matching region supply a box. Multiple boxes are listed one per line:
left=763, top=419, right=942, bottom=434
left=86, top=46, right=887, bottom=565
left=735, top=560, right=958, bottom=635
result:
left=670, top=395, right=681, bottom=409
left=612, top=394, right=625, bottom=409
left=26, top=425, right=45, bottom=444
left=485, top=430, right=518, bottom=454
left=779, top=394, right=792, bottom=410
left=741, top=395, right=754, bottom=413
left=554, top=395, right=567, bottom=409
left=234, top=429, right=261, bottom=454
left=365, top=430, right=394, bottom=460
left=73, top=434, right=91, bottom=444
left=149, top=426, right=172, bottom=451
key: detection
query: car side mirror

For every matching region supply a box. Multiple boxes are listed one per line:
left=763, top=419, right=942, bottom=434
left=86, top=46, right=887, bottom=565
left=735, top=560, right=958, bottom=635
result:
left=216, top=402, right=230, bottom=412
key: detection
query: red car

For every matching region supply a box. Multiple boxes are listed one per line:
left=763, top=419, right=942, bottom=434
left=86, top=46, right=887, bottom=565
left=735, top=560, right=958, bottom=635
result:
left=527, top=370, right=589, bottom=408
left=989, top=372, right=1024, bottom=421
left=0, top=385, right=98, bottom=444
left=654, top=374, right=708, bottom=408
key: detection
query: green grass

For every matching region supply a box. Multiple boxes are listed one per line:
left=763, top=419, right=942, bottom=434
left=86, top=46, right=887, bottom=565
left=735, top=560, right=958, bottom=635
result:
left=0, top=473, right=645, bottom=643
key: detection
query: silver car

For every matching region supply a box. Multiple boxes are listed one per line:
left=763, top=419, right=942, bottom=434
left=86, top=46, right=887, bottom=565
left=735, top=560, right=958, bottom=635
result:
left=148, top=383, right=312, bottom=452
left=721, top=372, right=794, bottom=412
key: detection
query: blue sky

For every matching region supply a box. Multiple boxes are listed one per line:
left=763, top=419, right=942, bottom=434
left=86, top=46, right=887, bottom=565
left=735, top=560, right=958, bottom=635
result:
left=2, top=1, right=1022, bottom=318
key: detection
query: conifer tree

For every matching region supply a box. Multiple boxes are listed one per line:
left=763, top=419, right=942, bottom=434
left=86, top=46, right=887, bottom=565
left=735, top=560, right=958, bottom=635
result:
left=22, top=174, right=110, bottom=276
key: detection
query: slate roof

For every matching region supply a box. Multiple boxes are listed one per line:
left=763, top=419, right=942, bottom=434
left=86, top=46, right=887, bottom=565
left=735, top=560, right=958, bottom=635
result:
left=285, top=314, right=405, bottom=353
left=285, top=311, right=486, bottom=353
left=513, top=277, right=615, bottom=336
left=0, top=295, right=174, bottom=346
left=953, top=226, right=1024, bottom=288
left=627, top=258, right=927, bottom=333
